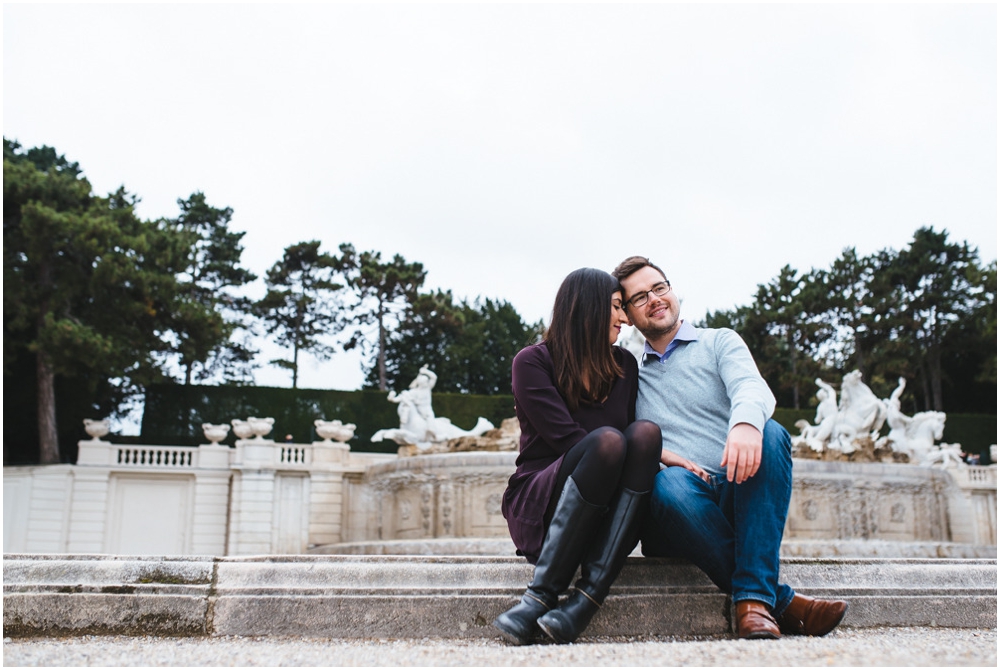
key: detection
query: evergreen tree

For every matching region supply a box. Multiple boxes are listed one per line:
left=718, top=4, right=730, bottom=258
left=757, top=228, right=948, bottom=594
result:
left=749, top=266, right=830, bottom=408
left=370, top=292, right=541, bottom=394
left=369, top=289, right=466, bottom=392
left=817, top=248, right=879, bottom=375
left=165, top=192, right=257, bottom=385
left=974, top=260, right=997, bottom=386
left=702, top=228, right=995, bottom=414
left=338, top=243, right=426, bottom=391
left=453, top=298, right=542, bottom=395
left=4, top=139, right=181, bottom=462
left=885, top=227, right=989, bottom=411
left=255, top=241, right=344, bottom=388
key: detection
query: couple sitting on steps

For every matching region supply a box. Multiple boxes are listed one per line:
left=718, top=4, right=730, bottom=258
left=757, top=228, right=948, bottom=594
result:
left=493, top=256, right=848, bottom=645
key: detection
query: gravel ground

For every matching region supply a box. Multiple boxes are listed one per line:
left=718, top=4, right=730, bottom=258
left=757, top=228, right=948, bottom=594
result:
left=3, top=627, right=996, bottom=667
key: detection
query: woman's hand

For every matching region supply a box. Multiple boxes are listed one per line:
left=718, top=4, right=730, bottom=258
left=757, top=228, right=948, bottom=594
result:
left=660, top=449, right=710, bottom=483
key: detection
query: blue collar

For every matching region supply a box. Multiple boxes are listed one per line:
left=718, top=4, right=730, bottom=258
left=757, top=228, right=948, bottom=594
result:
left=642, top=321, right=698, bottom=364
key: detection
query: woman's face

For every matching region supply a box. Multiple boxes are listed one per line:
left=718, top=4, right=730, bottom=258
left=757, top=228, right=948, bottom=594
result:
left=609, top=290, right=629, bottom=345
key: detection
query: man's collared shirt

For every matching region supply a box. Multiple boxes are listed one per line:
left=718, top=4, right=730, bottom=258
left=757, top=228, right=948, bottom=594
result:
left=636, top=322, right=776, bottom=476
left=642, top=320, right=699, bottom=365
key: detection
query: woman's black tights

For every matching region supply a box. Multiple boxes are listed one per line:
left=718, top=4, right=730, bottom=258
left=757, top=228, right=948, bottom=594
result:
left=545, top=420, right=661, bottom=522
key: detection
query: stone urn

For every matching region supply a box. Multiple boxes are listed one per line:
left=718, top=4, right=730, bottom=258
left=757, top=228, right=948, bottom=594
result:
left=315, top=419, right=356, bottom=444
left=247, top=417, right=275, bottom=440
left=83, top=418, right=110, bottom=442
left=231, top=419, right=254, bottom=440
left=202, top=423, right=231, bottom=445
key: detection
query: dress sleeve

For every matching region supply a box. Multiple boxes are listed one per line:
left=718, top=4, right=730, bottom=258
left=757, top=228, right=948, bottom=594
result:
left=512, top=346, right=589, bottom=455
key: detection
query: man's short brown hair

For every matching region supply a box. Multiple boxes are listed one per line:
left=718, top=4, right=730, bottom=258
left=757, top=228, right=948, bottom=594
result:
left=611, top=255, right=667, bottom=282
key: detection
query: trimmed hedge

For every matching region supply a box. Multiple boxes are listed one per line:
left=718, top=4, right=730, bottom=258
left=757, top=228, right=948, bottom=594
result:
left=140, top=385, right=996, bottom=462
left=140, top=384, right=515, bottom=452
left=942, top=413, right=998, bottom=463
left=771, top=408, right=816, bottom=435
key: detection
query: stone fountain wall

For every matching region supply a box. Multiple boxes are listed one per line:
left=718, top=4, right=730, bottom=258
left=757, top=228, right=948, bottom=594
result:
left=321, top=453, right=995, bottom=557
left=4, top=437, right=995, bottom=557
left=340, top=452, right=515, bottom=546
left=789, top=461, right=953, bottom=542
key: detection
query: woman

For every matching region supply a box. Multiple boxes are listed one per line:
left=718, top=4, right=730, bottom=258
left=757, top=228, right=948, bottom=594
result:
left=493, top=268, right=662, bottom=645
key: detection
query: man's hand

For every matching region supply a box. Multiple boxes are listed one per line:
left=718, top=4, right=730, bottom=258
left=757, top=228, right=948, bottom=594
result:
left=720, top=423, right=762, bottom=484
left=661, top=449, right=710, bottom=483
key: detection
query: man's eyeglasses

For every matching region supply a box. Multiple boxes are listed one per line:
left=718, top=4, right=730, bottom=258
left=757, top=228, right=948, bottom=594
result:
left=627, top=281, right=671, bottom=309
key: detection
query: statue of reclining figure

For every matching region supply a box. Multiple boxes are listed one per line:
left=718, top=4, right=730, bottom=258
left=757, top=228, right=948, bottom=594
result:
left=372, top=365, right=494, bottom=447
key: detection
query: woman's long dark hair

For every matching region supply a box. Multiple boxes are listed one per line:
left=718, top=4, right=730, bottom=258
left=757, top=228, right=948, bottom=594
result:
left=545, top=268, right=623, bottom=413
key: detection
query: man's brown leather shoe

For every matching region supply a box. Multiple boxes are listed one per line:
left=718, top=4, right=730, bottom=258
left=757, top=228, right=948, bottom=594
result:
left=735, top=600, right=781, bottom=639
left=778, top=594, right=848, bottom=636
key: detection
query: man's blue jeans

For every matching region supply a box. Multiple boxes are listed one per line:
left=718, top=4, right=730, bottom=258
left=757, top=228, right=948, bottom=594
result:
left=640, top=419, right=795, bottom=616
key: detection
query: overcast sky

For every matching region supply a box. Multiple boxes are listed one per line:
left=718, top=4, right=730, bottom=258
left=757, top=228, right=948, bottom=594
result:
left=5, top=2, right=997, bottom=396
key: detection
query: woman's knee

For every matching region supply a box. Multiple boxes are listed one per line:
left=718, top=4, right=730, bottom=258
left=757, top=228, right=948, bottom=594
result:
left=587, top=426, right=627, bottom=460
left=588, top=425, right=625, bottom=442
left=625, top=420, right=663, bottom=463
left=626, top=418, right=660, bottom=439
left=588, top=426, right=626, bottom=453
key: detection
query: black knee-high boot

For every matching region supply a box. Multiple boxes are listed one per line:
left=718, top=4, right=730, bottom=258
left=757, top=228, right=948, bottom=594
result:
left=536, top=487, right=647, bottom=644
left=493, top=477, right=604, bottom=645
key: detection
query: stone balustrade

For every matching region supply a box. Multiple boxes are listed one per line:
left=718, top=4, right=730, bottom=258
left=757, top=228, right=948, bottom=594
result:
left=3, top=437, right=394, bottom=557
left=77, top=441, right=230, bottom=469
left=944, top=465, right=997, bottom=546
left=951, top=465, right=998, bottom=487
left=4, top=437, right=996, bottom=558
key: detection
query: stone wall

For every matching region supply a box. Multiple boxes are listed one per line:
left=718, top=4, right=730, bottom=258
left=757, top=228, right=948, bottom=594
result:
left=341, top=452, right=515, bottom=544
left=3, top=440, right=996, bottom=557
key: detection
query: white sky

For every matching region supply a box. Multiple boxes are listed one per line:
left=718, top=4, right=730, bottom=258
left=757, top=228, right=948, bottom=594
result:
left=4, top=2, right=997, bottom=395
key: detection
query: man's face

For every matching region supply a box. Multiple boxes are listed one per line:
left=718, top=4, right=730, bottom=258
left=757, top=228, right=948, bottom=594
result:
left=620, top=265, right=681, bottom=341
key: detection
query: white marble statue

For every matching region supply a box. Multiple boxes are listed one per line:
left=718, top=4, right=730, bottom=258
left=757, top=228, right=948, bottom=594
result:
left=404, top=365, right=437, bottom=425
left=884, top=377, right=912, bottom=445
left=314, top=419, right=356, bottom=444
left=794, top=378, right=839, bottom=452
left=371, top=365, right=494, bottom=448
left=890, top=410, right=948, bottom=463
left=792, top=371, right=888, bottom=454
left=921, top=442, right=965, bottom=469
left=827, top=370, right=887, bottom=453
left=795, top=373, right=960, bottom=465
left=880, top=377, right=953, bottom=463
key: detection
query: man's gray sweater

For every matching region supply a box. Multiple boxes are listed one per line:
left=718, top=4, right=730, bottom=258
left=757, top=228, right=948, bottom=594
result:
left=636, top=326, right=776, bottom=476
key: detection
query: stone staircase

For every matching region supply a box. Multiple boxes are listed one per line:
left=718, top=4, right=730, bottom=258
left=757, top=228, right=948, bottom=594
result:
left=4, top=553, right=996, bottom=638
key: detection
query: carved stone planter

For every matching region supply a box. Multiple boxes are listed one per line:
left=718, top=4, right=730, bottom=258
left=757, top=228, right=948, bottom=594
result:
left=231, top=419, right=254, bottom=440
left=202, top=423, right=231, bottom=445
left=83, top=418, right=110, bottom=442
left=315, top=420, right=356, bottom=444
left=247, top=417, right=274, bottom=440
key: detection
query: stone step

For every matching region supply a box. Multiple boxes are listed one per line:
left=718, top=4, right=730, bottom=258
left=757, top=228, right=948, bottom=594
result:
left=4, top=553, right=996, bottom=638
left=313, top=537, right=998, bottom=559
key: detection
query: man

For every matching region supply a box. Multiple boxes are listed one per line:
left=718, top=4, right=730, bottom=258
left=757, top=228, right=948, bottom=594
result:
left=612, top=255, right=847, bottom=640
